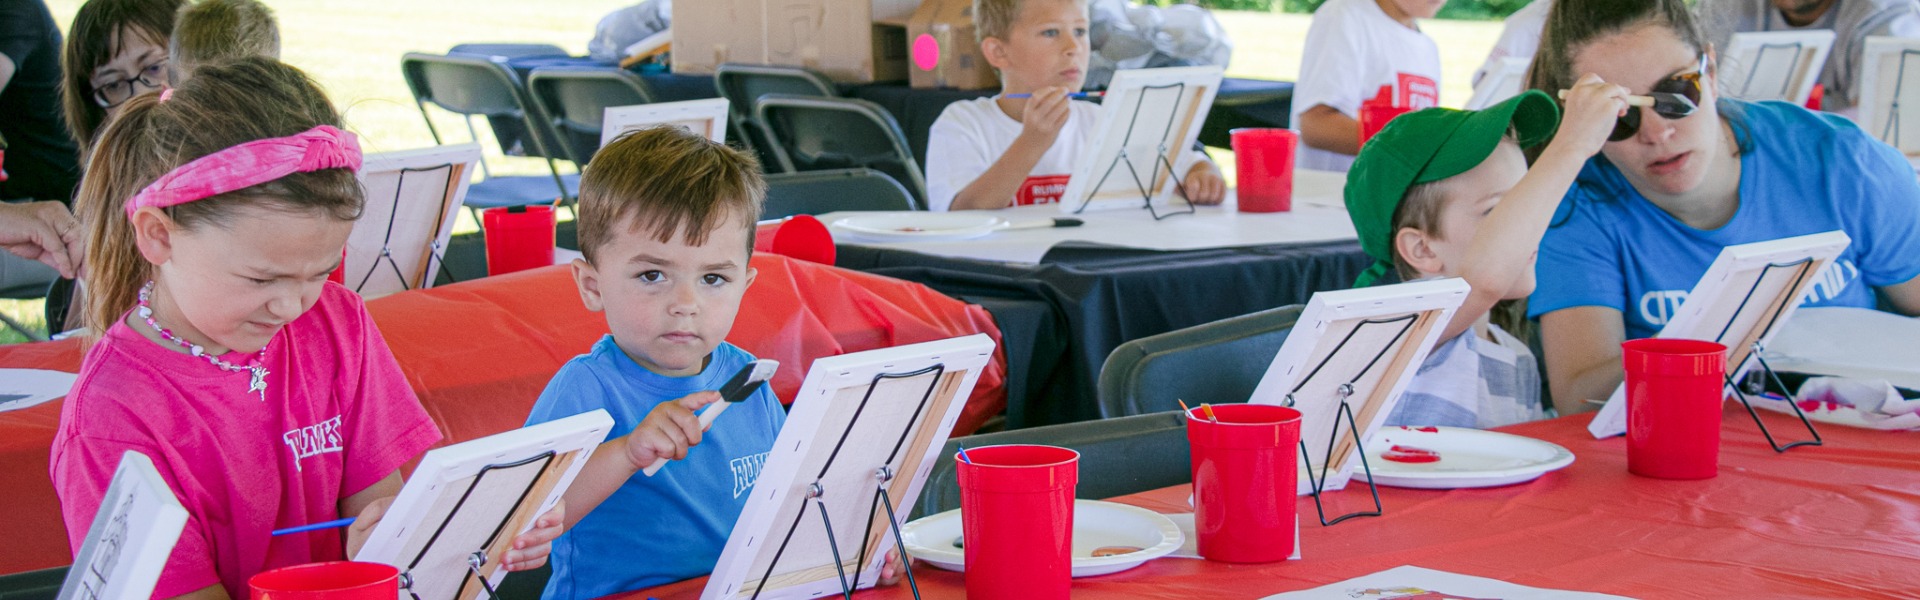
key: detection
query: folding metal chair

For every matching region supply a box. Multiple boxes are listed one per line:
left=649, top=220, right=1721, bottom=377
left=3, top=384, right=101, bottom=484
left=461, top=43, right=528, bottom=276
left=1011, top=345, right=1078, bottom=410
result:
left=1096, top=304, right=1307, bottom=419
left=762, top=168, right=917, bottom=220
left=912, top=411, right=1192, bottom=519
left=755, top=95, right=929, bottom=209
left=713, top=63, right=839, bottom=173
left=527, top=66, right=658, bottom=165
left=398, top=52, right=579, bottom=217
left=446, top=43, right=569, bottom=60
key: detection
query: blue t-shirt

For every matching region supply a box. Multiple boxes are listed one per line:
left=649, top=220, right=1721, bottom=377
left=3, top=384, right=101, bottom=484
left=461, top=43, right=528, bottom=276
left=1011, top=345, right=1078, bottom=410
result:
left=1530, top=100, right=1920, bottom=340
left=525, top=337, right=787, bottom=600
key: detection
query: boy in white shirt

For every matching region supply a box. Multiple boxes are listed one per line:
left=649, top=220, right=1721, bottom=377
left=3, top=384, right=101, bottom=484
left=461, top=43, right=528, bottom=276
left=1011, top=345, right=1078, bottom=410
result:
left=1472, top=0, right=1553, bottom=89
left=924, top=0, right=1226, bottom=211
left=1292, top=0, right=1446, bottom=172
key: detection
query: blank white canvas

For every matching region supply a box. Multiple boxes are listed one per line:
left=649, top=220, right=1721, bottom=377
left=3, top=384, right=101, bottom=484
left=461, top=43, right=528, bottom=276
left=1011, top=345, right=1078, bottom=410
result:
left=58, top=451, right=188, bottom=600
left=601, top=98, right=730, bottom=147
left=1857, top=36, right=1920, bottom=154
left=1059, top=66, right=1223, bottom=213
left=1587, top=231, right=1852, bottom=438
left=1724, top=30, right=1835, bottom=104
left=347, top=144, right=480, bottom=299
left=1247, top=278, right=1469, bottom=495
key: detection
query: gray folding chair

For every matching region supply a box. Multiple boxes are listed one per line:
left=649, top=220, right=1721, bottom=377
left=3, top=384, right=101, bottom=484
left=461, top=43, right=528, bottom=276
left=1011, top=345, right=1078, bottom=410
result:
left=755, top=95, right=929, bottom=209
left=762, top=168, right=917, bottom=220
left=713, top=63, right=839, bottom=173
left=446, top=43, right=569, bottom=60
left=527, top=66, right=658, bottom=165
left=1096, top=304, right=1306, bottom=419
left=399, top=52, right=578, bottom=215
left=913, top=411, right=1191, bottom=519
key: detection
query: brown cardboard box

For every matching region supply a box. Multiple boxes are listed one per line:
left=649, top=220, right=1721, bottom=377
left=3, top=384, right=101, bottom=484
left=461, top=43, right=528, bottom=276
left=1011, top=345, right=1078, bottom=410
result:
left=906, top=0, right=1000, bottom=90
left=673, top=0, right=915, bottom=84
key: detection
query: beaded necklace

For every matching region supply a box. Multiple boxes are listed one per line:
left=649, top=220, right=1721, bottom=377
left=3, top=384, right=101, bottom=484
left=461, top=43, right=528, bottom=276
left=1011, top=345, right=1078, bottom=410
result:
left=136, top=281, right=271, bottom=401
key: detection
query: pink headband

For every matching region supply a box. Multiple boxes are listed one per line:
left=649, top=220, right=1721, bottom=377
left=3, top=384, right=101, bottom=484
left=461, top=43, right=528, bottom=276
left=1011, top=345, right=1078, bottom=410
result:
left=124, top=125, right=362, bottom=217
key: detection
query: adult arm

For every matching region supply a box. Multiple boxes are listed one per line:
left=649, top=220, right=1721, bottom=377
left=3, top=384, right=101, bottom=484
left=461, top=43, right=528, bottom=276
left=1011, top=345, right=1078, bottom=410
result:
left=1539, top=305, right=1627, bottom=414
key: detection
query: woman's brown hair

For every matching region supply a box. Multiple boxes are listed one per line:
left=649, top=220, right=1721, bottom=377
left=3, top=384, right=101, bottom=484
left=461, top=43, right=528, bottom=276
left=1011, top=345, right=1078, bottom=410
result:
left=77, top=57, right=364, bottom=333
left=61, top=0, right=186, bottom=153
left=1524, top=0, right=1711, bottom=98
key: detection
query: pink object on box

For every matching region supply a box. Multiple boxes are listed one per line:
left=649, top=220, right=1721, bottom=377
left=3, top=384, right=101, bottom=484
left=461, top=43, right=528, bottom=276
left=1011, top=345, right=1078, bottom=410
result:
left=1229, top=128, right=1297, bottom=213
left=1624, top=339, right=1727, bottom=480
left=957, top=444, right=1078, bottom=600
left=1187, top=403, right=1301, bottom=563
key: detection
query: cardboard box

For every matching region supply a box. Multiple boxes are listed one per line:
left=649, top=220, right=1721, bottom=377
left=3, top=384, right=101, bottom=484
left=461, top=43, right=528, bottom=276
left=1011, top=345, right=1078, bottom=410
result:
left=673, top=0, right=914, bottom=84
left=906, top=0, right=1000, bottom=90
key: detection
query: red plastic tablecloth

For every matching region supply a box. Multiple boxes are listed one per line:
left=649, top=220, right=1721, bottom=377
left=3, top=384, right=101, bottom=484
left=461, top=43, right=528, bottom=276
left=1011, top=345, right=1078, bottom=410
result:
left=611, top=408, right=1920, bottom=599
left=0, top=254, right=1006, bottom=574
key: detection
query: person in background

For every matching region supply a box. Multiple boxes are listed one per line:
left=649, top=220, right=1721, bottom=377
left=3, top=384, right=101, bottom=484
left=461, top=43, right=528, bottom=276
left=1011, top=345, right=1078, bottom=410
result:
left=1, top=0, right=85, bottom=296
left=168, top=0, right=279, bottom=84
left=63, top=0, right=184, bottom=156
left=1699, top=0, right=1920, bottom=116
left=1291, top=0, right=1445, bottom=172
left=1472, top=0, right=1553, bottom=90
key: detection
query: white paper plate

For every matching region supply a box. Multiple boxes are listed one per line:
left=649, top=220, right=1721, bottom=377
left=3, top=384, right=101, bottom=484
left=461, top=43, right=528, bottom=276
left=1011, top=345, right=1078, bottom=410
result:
left=829, top=213, right=1005, bottom=242
left=1357, top=426, right=1575, bottom=489
left=901, top=499, right=1183, bottom=577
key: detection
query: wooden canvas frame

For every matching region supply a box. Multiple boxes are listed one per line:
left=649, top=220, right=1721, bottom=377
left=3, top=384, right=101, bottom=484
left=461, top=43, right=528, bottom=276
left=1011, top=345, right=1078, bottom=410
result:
left=1059, top=66, right=1223, bottom=213
left=1724, top=30, right=1835, bottom=104
left=1587, top=231, right=1852, bottom=438
left=601, top=98, right=731, bottom=147
left=1856, top=36, right=1920, bottom=155
left=347, top=144, right=480, bottom=299
left=353, top=410, right=614, bottom=600
left=703, top=334, right=997, bottom=600
left=1247, top=279, right=1469, bottom=495
left=57, top=451, right=188, bottom=600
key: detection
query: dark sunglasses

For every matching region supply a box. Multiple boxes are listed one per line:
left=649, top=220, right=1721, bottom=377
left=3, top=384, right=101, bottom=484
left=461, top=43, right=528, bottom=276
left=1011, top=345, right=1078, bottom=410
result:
left=1606, top=53, right=1708, bottom=142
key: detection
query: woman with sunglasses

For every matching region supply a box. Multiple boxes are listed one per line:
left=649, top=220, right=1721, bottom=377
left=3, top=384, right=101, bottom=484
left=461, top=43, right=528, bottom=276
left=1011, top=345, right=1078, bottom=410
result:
left=61, top=0, right=183, bottom=156
left=1523, top=0, right=1920, bottom=413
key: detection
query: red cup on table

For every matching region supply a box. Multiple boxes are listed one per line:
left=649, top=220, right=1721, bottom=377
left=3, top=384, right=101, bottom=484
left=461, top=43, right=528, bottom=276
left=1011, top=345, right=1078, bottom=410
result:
left=1623, top=339, right=1727, bottom=480
left=956, top=444, right=1079, bottom=600
left=1186, top=403, right=1302, bottom=563
left=249, top=561, right=399, bottom=600
left=1229, top=128, right=1297, bottom=213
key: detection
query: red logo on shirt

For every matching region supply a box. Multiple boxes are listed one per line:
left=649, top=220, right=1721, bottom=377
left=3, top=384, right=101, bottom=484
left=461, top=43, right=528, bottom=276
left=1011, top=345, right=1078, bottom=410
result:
left=1017, top=174, right=1072, bottom=206
left=1398, top=73, right=1439, bottom=110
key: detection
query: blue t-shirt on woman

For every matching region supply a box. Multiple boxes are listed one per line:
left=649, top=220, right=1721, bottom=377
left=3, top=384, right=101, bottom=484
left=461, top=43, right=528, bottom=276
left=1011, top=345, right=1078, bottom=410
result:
left=1529, top=100, right=1920, bottom=340
left=525, top=337, right=787, bottom=600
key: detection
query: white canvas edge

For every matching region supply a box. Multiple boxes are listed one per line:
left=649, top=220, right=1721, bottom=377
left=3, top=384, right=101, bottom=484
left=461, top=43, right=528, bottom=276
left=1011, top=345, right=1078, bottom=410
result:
left=353, top=409, right=615, bottom=589
left=1465, top=57, right=1531, bottom=110
left=1058, top=65, right=1225, bottom=213
left=1246, top=278, right=1470, bottom=495
left=1588, top=231, right=1852, bottom=438
left=350, top=143, right=482, bottom=295
left=703, top=334, right=997, bottom=600
left=57, top=450, right=189, bottom=600
left=1856, top=35, right=1920, bottom=152
left=601, top=98, right=732, bottom=147
left=1725, top=29, right=1836, bottom=104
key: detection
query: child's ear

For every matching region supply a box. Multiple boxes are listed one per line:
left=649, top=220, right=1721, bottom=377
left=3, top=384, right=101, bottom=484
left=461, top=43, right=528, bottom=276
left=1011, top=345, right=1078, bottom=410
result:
left=982, top=36, right=1011, bottom=71
left=570, top=258, right=606, bottom=313
left=1394, top=226, right=1445, bottom=276
left=130, top=207, right=175, bottom=266
left=742, top=265, right=757, bottom=290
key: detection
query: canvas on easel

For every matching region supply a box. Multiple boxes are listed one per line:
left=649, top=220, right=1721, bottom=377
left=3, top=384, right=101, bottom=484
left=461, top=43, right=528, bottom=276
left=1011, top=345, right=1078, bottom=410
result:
left=57, top=451, right=189, bottom=600
left=1724, top=30, right=1835, bottom=104
left=353, top=410, right=613, bottom=600
left=1856, top=36, right=1920, bottom=158
left=1058, top=66, right=1223, bottom=215
left=1246, top=279, right=1468, bottom=517
left=601, top=98, right=731, bottom=147
left=703, top=334, right=997, bottom=600
left=1586, top=231, right=1851, bottom=445
left=347, top=144, right=480, bottom=299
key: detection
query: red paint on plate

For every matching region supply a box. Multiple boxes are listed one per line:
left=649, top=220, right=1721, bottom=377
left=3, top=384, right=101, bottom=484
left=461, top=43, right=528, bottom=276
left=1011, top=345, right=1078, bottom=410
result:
left=1382, top=445, right=1441, bottom=463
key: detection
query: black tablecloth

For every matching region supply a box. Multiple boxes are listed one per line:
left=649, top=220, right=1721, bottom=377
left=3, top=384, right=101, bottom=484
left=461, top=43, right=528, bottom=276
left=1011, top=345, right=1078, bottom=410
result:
left=837, top=240, right=1369, bottom=428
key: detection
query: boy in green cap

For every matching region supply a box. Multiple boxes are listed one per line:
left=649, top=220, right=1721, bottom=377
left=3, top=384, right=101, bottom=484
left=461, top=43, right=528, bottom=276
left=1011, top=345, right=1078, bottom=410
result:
left=1344, top=76, right=1625, bottom=428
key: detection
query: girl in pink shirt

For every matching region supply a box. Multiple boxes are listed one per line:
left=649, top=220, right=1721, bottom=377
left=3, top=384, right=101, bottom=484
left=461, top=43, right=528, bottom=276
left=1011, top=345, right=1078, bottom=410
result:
left=49, top=57, right=562, bottom=600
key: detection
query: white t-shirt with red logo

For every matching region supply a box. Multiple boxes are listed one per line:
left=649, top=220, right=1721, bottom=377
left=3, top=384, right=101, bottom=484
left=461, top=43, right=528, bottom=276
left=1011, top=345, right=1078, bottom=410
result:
left=1291, top=0, right=1444, bottom=172
left=925, top=96, right=1101, bottom=211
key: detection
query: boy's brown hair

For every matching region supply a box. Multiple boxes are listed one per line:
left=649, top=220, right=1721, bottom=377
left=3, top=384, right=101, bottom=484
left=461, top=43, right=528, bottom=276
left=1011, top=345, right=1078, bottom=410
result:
left=577, top=126, right=766, bottom=264
left=973, top=0, right=1019, bottom=43
left=170, top=0, right=281, bottom=80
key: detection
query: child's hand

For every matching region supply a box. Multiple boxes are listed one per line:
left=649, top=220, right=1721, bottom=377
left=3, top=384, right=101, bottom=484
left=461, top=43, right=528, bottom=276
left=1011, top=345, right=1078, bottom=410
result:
left=502, top=500, right=565, bottom=571
left=1183, top=161, right=1227, bottom=205
left=345, top=496, right=395, bottom=559
left=1018, top=87, right=1073, bottom=144
left=622, top=391, right=722, bottom=469
left=1553, top=74, right=1631, bottom=158
left=877, top=549, right=903, bottom=586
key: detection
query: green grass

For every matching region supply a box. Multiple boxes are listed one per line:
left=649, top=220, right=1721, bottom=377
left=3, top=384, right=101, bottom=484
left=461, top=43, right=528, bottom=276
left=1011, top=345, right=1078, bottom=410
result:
left=7, top=2, right=1501, bottom=344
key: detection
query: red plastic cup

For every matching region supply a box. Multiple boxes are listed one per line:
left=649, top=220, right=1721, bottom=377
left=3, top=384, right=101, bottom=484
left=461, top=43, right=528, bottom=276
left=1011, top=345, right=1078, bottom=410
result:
left=1623, top=339, right=1727, bottom=480
left=956, top=444, right=1079, bottom=600
left=1186, top=403, right=1301, bottom=563
left=481, top=205, right=556, bottom=276
left=1229, top=128, right=1297, bottom=213
left=768, top=214, right=837, bottom=266
left=249, top=561, right=399, bottom=600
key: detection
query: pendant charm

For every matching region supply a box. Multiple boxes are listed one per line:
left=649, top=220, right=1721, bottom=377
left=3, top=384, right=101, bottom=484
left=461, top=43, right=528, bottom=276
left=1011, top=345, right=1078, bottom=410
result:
left=248, top=367, right=268, bottom=401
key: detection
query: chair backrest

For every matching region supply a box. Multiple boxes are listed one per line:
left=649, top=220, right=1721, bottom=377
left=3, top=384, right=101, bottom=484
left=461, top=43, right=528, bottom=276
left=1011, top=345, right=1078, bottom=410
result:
left=1096, top=304, right=1306, bottom=419
left=756, top=95, right=929, bottom=209
left=912, top=411, right=1190, bottom=519
left=401, top=52, right=535, bottom=119
left=447, top=43, right=569, bottom=60
left=713, top=63, right=839, bottom=118
left=527, top=67, right=657, bottom=164
left=762, top=168, right=917, bottom=219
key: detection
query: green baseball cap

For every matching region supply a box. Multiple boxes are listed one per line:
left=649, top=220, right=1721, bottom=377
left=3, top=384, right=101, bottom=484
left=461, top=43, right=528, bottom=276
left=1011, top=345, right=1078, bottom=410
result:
left=1344, top=89, right=1561, bottom=287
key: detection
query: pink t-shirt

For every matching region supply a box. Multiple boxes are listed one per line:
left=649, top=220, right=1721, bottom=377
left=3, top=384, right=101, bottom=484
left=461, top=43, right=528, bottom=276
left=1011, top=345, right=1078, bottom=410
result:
left=50, top=282, right=441, bottom=599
